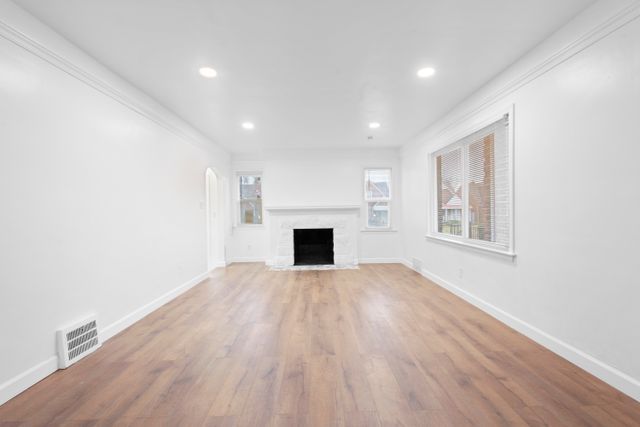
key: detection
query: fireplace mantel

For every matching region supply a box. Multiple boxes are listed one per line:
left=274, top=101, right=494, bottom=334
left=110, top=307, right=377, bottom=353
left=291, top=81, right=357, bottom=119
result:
left=265, top=205, right=361, bottom=215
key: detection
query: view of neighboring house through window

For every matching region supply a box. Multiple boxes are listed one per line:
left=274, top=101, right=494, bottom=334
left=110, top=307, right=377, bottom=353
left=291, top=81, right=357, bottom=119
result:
left=433, top=114, right=512, bottom=251
left=238, top=174, right=262, bottom=225
left=364, top=169, right=391, bottom=228
left=436, top=148, right=463, bottom=236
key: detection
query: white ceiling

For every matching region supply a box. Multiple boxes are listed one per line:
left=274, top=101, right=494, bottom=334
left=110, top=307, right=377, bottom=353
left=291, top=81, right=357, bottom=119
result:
left=15, top=0, right=595, bottom=153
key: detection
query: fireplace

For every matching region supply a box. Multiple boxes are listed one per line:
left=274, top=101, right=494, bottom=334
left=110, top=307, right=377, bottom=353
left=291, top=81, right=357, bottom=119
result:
left=294, top=228, right=334, bottom=265
left=265, top=205, right=359, bottom=267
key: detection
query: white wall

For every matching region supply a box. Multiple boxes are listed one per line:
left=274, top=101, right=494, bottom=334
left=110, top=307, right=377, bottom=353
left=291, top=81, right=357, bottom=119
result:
left=401, top=0, right=640, bottom=400
left=228, top=149, right=403, bottom=263
left=0, top=2, right=230, bottom=404
left=2, top=0, right=638, bottom=408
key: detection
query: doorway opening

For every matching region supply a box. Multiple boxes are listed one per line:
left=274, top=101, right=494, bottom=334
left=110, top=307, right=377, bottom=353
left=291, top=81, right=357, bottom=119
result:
left=206, top=168, right=224, bottom=270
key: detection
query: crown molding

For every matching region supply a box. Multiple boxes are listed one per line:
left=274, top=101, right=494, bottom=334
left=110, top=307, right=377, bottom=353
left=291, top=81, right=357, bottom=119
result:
left=405, top=0, right=640, bottom=150
left=0, top=17, right=223, bottom=155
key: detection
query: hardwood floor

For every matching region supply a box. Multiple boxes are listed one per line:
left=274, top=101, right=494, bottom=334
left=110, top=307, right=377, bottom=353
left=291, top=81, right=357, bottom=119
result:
left=1, top=263, right=639, bottom=426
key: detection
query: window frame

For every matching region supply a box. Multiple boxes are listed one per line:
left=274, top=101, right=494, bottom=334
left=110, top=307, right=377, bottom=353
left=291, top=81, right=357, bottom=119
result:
left=236, top=171, right=264, bottom=227
left=426, top=106, right=515, bottom=257
left=363, top=168, right=392, bottom=230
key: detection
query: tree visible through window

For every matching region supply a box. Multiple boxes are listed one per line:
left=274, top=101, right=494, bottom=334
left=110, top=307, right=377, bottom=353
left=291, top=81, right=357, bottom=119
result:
left=239, top=174, right=262, bottom=225
left=433, top=114, right=511, bottom=250
left=364, top=169, right=391, bottom=228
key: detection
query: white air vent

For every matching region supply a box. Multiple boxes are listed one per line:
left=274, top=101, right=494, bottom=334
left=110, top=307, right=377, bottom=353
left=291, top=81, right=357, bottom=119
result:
left=412, top=257, right=423, bottom=272
left=56, top=315, right=101, bottom=369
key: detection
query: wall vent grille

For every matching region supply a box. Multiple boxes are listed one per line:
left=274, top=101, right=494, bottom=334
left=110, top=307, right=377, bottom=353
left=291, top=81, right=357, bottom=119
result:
left=57, top=316, right=101, bottom=369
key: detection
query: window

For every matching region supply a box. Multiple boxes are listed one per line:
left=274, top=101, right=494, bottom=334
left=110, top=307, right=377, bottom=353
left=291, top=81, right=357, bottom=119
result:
left=431, top=113, right=513, bottom=254
left=238, top=174, right=262, bottom=225
left=364, top=168, right=391, bottom=228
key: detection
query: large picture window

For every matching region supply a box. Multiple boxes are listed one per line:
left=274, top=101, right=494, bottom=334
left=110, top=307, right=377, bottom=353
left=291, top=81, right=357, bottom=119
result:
left=238, top=173, right=262, bottom=225
left=364, top=168, right=391, bottom=228
left=431, top=113, right=513, bottom=254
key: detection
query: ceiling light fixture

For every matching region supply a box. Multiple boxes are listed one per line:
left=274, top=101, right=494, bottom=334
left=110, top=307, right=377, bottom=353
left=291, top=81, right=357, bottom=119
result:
left=369, top=122, right=381, bottom=129
left=417, top=67, right=436, bottom=78
left=199, top=67, right=218, bottom=78
left=241, top=122, right=255, bottom=130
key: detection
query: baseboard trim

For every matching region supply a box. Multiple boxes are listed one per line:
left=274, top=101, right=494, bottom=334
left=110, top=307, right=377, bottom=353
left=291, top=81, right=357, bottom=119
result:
left=0, top=356, right=58, bottom=406
left=101, top=271, right=211, bottom=341
left=209, top=260, right=228, bottom=269
left=227, top=257, right=267, bottom=264
left=358, top=258, right=403, bottom=264
left=401, top=259, right=640, bottom=402
left=0, top=269, right=213, bottom=406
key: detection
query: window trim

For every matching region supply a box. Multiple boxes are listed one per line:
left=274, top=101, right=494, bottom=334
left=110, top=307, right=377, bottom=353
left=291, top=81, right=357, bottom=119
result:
left=426, top=105, right=515, bottom=258
left=236, top=171, right=264, bottom=227
left=363, top=168, right=392, bottom=230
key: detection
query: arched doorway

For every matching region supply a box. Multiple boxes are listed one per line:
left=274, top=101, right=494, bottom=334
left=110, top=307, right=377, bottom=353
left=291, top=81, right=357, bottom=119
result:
left=206, top=168, right=224, bottom=270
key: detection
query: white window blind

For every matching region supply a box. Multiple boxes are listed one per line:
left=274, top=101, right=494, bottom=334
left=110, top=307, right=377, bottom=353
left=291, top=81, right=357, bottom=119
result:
left=436, top=148, right=463, bottom=236
left=433, top=114, right=512, bottom=252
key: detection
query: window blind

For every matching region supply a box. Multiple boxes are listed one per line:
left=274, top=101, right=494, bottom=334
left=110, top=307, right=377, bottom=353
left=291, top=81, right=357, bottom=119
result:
left=434, top=114, right=511, bottom=249
left=436, top=148, right=463, bottom=236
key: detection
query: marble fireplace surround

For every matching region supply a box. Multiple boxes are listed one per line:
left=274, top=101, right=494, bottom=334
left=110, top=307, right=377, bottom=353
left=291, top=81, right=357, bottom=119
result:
left=265, top=206, right=360, bottom=267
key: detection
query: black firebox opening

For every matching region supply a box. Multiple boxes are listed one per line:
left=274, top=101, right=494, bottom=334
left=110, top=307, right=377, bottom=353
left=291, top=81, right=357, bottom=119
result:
left=293, top=228, right=334, bottom=265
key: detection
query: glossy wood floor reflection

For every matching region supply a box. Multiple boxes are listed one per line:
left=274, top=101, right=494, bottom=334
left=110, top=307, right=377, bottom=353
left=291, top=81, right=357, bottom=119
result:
left=1, top=264, right=639, bottom=426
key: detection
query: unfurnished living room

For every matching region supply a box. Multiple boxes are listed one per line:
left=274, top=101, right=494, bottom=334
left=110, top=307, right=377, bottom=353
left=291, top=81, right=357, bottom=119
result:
left=1, top=0, right=640, bottom=425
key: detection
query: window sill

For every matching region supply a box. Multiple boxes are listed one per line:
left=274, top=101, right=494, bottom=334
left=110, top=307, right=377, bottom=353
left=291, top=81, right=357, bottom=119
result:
left=425, top=233, right=516, bottom=259
left=361, top=228, right=398, bottom=233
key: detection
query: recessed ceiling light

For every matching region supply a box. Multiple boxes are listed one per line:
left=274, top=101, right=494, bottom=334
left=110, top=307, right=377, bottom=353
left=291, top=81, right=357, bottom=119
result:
left=199, top=67, right=217, bottom=78
left=417, top=67, right=436, bottom=78
left=241, top=122, right=255, bottom=130
left=369, top=122, right=381, bottom=129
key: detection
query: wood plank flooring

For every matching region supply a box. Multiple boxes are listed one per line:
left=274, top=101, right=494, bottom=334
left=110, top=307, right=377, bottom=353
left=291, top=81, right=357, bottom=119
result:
left=1, top=263, right=639, bottom=426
